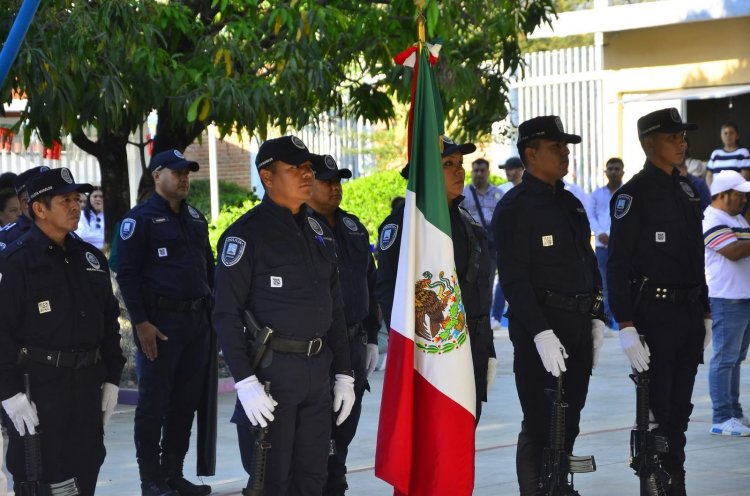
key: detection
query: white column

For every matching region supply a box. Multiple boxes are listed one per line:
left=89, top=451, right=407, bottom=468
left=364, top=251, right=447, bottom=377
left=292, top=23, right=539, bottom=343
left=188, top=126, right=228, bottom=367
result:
left=208, top=123, right=219, bottom=222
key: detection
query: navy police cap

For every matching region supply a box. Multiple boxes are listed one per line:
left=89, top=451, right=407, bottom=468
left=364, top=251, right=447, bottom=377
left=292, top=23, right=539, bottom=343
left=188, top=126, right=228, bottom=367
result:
left=255, top=135, right=313, bottom=170
left=517, top=116, right=581, bottom=153
left=311, top=154, right=352, bottom=181
left=637, top=107, right=697, bottom=138
left=27, top=167, right=93, bottom=202
left=149, top=149, right=199, bottom=173
left=14, top=166, right=50, bottom=196
left=400, top=136, right=476, bottom=179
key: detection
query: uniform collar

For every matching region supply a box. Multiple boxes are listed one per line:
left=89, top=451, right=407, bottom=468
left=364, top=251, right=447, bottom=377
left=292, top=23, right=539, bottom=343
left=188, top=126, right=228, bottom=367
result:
left=150, top=192, right=185, bottom=215
left=450, top=195, right=466, bottom=209
left=643, top=161, right=679, bottom=187
left=25, top=223, right=78, bottom=255
left=522, top=170, right=563, bottom=194
left=260, top=195, right=309, bottom=223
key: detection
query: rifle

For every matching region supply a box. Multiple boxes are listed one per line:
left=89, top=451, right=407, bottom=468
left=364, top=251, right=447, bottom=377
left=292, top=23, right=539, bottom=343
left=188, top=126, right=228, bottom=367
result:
left=629, top=336, right=670, bottom=496
left=242, top=382, right=272, bottom=496
left=17, top=374, right=79, bottom=496
left=540, top=373, right=596, bottom=496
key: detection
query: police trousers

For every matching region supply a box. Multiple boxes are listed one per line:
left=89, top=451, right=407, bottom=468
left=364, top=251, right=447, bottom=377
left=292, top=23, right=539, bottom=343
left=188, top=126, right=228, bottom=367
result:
left=133, top=307, right=210, bottom=477
left=634, top=298, right=704, bottom=475
left=234, top=346, right=333, bottom=496
left=509, top=307, right=593, bottom=494
left=4, top=364, right=107, bottom=496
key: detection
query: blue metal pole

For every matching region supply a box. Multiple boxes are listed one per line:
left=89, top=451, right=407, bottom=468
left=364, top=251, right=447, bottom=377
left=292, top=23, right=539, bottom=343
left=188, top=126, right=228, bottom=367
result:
left=0, top=0, right=43, bottom=89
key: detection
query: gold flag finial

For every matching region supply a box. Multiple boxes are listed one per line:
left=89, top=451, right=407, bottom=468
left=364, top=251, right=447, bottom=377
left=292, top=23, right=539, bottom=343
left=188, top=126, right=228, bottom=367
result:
left=415, top=1, right=426, bottom=44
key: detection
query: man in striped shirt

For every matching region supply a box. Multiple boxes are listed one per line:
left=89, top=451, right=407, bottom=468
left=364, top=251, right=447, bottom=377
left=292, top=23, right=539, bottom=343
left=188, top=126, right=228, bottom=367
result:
left=703, top=170, right=750, bottom=436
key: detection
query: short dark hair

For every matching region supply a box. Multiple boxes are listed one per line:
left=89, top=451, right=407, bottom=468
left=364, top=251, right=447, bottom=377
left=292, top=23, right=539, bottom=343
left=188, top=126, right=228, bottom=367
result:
left=28, top=194, right=53, bottom=220
left=472, top=158, right=490, bottom=168
left=0, top=188, right=16, bottom=212
left=519, top=138, right=542, bottom=167
left=606, top=157, right=623, bottom=168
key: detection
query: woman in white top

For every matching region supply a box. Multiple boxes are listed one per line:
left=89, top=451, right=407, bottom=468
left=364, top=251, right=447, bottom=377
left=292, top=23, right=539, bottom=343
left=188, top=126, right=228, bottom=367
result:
left=76, top=186, right=105, bottom=249
left=706, top=122, right=750, bottom=185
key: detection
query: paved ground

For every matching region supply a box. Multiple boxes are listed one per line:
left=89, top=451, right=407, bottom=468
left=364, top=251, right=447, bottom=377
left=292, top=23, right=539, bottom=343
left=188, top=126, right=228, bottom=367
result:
left=3, top=329, right=749, bottom=495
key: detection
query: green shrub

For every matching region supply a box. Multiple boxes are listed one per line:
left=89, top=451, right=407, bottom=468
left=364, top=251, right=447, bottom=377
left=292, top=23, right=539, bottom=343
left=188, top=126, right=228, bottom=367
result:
left=187, top=179, right=258, bottom=216
left=341, top=170, right=407, bottom=244
left=208, top=198, right=260, bottom=255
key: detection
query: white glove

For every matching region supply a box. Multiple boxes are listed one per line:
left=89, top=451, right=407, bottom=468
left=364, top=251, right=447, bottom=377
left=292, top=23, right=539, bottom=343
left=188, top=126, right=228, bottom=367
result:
left=333, top=374, right=356, bottom=426
left=704, top=319, right=712, bottom=350
left=101, top=383, right=119, bottom=426
left=533, top=330, right=569, bottom=377
left=591, top=319, right=605, bottom=369
left=1, top=392, right=39, bottom=436
left=619, top=327, right=650, bottom=372
left=486, top=357, right=498, bottom=393
left=235, top=375, right=277, bottom=428
left=365, top=343, right=379, bottom=378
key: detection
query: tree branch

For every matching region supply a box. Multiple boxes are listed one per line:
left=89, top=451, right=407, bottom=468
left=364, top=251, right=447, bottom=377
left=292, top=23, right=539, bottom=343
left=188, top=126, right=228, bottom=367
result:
left=71, top=129, right=100, bottom=158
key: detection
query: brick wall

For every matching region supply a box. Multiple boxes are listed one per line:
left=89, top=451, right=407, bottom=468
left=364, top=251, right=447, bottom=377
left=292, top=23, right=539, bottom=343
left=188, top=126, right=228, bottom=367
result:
left=183, top=132, right=253, bottom=189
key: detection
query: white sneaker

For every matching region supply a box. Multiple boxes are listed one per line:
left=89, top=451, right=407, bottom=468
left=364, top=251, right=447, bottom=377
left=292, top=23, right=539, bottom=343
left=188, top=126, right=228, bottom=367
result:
left=604, top=327, right=615, bottom=338
left=710, top=418, right=750, bottom=436
left=738, top=416, right=750, bottom=428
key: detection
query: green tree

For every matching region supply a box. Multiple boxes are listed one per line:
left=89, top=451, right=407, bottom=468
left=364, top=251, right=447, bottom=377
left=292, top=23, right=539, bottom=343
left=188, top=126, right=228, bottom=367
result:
left=1, top=0, right=555, bottom=244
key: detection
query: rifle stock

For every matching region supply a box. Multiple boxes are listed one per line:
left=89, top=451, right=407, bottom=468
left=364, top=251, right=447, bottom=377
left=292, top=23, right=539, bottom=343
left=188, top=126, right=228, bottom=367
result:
left=540, top=374, right=595, bottom=496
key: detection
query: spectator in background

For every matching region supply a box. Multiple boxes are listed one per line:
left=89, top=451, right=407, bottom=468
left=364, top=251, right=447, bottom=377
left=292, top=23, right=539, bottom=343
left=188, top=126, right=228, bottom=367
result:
left=498, top=157, right=524, bottom=194
left=0, top=188, right=20, bottom=228
left=76, top=187, right=105, bottom=249
left=702, top=170, right=750, bottom=436
left=706, top=122, right=750, bottom=185
left=677, top=160, right=711, bottom=210
left=588, top=157, right=624, bottom=332
left=78, top=192, right=88, bottom=210
left=684, top=138, right=707, bottom=179
left=563, top=170, right=589, bottom=213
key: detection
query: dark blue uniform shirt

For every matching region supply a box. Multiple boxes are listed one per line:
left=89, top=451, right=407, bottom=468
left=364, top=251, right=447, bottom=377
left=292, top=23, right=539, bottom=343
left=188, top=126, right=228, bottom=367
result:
left=311, top=208, right=380, bottom=343
left=0, top=214, right=32, bottom=250
left=0, top=224, right=125, bottom=400
left=212, top=196, right=351, bottom=382
left=607, top=162, right=709, bottom=323
left=116, top=193, right=214, bottom=324
left=491, top=171, right=602, bottom=337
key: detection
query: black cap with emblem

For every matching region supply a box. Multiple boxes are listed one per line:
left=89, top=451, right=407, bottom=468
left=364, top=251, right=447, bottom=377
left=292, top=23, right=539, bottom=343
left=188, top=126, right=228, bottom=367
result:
left=399, top=136, right=476, bottom=179
left=255, top=135, right=313, bottom=170
left=517, top=116, right=581, bottom=156
left=149, top=149, right=200, bottom=173
left=637, top=108, right=697, bottom=138
left=14, top=166, right=51, bottom=196
left=27, top=167, right=93, bottom=203
left=311, top=154, right=353, bottom=181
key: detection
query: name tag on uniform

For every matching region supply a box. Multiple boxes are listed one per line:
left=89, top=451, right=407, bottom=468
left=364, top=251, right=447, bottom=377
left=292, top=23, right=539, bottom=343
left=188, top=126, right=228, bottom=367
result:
left=270, top=276, right=283, bottom=288
left=38, top=300, right=51, bottom=314
left=542, top=235, right=554, bottom=247
left=158, top=247, right=168, bottom=257
left=655, top=232, right=666, bottom=243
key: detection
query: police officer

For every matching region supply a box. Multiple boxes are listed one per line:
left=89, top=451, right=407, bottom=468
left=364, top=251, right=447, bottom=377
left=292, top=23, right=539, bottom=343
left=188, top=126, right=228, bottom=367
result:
left=491, top=116, right=606, bottom=496
left=307, top=154, right=380, bottom=495
left=375, top=136, right=498, bottom=421
left=212, top=136, right=355, bottom=496
left=0, top=166, right=50, bottom=249
left=607, top=108, right=709, bottom=496
left=0, top=167, right=125, bottom=495
left=116, top=150, right=214, bottom=496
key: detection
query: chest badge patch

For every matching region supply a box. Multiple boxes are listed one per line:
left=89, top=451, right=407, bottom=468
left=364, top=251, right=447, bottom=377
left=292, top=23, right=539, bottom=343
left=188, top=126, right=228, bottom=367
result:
left=0, top=241, right=5, bottom=251
left=380, top=223, right=399, bottom=251
left=680, top=181, right=695, bottom=198
left=157, top=247, right=168, bottom=257
left=120, top=218, right=136, bottom=240
left=85, top=252, right=101, bottom=270
left=270, top=276, right=283, bottom=288
left=188, top=206, right=201, bottom=219
left=542, top=235, right=554, bottom=247
left=614, top=194, right=633, bottom=219
left=221, top=236, right=246, bottom=267
left=655, top=232, right=666, bottom=243
left=38, top=300, right=51, bottom=314
left=308, top=217, right=324, bottom=235
left=343, top=217, right=358, bottom=232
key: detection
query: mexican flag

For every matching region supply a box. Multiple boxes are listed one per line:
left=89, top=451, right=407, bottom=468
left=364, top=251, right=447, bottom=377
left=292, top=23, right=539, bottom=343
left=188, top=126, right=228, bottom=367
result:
left=374, top=42, right=476, bottom=496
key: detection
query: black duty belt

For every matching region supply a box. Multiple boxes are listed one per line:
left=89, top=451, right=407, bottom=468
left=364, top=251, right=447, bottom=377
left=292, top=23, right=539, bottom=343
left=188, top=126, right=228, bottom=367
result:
left=537, top=290, right=597, bottom=315
left=156, top=295, right=208, bottom=312
left=19, top=346, right=101, bottom=369
left=640, top=284, right=703, bottom=304
left=268, top=336, right=326, bottom=356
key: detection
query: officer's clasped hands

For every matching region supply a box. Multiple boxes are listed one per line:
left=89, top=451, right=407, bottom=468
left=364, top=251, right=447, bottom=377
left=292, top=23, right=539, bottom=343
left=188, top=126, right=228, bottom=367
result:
left=101, top=382, right=119, bottom=426
left=533, top=330, right=569, bottom=377
left=235, top=375, right=277, bottom=428
left=2, top=392, right=39, bottom=436
left=135, top=321, right=169, bottom=361
left=618, top=326, right=650, bottom=372
left=591, top=319, right=606, bottom=369
left=333, top=374, right=356, bottom=426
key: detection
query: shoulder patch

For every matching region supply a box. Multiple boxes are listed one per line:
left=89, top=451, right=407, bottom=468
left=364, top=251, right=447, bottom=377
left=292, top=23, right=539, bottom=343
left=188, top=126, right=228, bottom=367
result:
left=188, top=206, right=201, bottom=219
left=379, top=223, right=399, bottom=251
left=680, top=181, right=695, bottom=198
left=85, top=251, right=101, bottom=270
left=613, top=194, right=633, bottom=219
left=221, top=236, right=246, bottom=267
left=342, top=217, right=358, bottom=232
left=120, top=218, right=137, bottom=240
left=307, top=217, right=324, bottom=235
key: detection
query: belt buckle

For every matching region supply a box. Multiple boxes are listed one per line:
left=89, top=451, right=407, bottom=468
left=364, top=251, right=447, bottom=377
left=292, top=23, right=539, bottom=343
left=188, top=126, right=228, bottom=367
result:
left=307, top=338, right=323, bottom=356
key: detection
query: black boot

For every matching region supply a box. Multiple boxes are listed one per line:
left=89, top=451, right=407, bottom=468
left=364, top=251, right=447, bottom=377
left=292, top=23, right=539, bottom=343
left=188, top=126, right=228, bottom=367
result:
left=516, top=426, right=545, bottom=496
left=162, top=454, right=212, bottom=496
left=323, top=474, right=348, bottom=496
left=140, top=466, right=179, bottom=496
left=669, top=470, right=687, bottom=496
